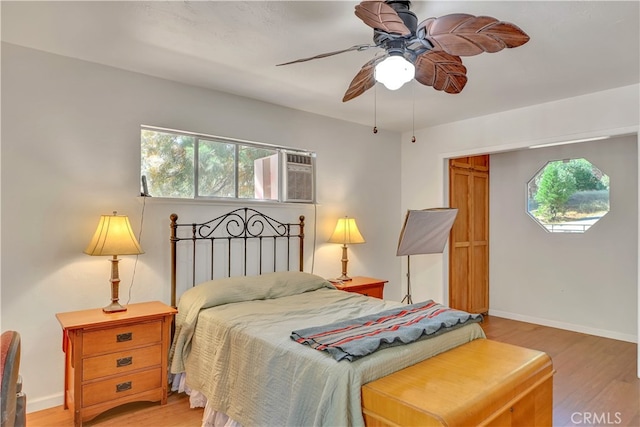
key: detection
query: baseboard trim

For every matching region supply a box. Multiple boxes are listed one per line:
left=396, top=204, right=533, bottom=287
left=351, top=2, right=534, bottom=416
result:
left=26, top=392, right=64, bottom=414
left=488, top=309, right=638, bottom=344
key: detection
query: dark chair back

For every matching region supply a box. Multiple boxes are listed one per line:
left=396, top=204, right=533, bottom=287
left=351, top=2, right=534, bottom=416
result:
left=1, top=331, right=21, bottom=427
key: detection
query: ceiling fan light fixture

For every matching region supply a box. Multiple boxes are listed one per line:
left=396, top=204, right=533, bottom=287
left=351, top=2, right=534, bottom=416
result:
left=280, top=1, right=529, bottom=102
left=374, top=55, right=415, bottom=90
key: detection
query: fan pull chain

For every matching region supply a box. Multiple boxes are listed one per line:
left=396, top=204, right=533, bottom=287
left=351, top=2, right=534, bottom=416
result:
left=411, top=84, right=416, bottom=143
left=373, top=84, right=378, bottom=134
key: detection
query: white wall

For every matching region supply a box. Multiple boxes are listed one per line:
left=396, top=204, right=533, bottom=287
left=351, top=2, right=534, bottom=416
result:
left=0, top=43, right=403, bottom=412
left=400, top=84, right=639, bottom=374
left=490, top=136, right=637, bottom=342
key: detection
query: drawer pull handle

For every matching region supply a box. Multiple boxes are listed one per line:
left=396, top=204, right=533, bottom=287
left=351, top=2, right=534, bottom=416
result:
left=116, top=357, right=133, bottom=367
left=116, top=381, right=132, bottom=393
left=116, top=332, right=132, bottom=342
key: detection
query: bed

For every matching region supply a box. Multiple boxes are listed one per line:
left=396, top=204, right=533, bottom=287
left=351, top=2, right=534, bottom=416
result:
left=167, top=208, right=553, bottom=427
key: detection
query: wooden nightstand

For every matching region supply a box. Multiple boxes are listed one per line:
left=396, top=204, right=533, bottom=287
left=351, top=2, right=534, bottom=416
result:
left=56, top=301, right=177, bottom=426
left=332, top=276, right=388, bottom=299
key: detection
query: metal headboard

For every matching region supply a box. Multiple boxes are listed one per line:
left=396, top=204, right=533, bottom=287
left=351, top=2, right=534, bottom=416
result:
left=169, top=207, right=305, bottom=307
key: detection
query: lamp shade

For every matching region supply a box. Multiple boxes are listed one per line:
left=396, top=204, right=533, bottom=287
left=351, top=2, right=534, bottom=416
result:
left=328, top=217, right=365, bottom=245
left=84, top=213, right=144, bottom=256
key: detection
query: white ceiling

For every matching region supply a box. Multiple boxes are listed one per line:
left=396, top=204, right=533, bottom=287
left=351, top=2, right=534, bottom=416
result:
left=2, top=1, right=639, bottom=133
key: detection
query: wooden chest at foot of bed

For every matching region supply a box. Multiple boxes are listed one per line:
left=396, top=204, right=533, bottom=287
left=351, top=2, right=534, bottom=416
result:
left=362, top=339, right=554, bottom=427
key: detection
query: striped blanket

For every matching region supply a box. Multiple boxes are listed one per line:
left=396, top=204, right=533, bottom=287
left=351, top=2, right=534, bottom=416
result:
left=291, top=300, right=483, bottom=361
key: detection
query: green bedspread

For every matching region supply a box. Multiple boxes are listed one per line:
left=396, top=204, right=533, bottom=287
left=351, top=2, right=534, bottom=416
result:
left=169, top=272, right=485, bottom=427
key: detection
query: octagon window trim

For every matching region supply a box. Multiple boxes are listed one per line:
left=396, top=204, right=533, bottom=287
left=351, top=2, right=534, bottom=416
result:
left=526, top=158, right=610, bottom=233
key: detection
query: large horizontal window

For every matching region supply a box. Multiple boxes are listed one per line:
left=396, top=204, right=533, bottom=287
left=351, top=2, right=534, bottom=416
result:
left=140, top=126, right=316, bottom=203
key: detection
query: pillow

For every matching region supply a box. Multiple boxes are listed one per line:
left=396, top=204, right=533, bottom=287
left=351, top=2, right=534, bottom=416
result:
left=178, top=271, right=334, bottom=314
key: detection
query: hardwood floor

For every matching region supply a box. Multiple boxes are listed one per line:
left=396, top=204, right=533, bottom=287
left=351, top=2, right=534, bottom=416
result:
left=26, top=393, right=204, bottom=427
left=482, top=316, right=639, bottom=427
left=27, top=316, right=638, bottom=426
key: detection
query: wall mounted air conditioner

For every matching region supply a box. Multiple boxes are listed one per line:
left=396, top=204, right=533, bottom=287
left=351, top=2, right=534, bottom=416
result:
left=254, top=151, right=315, bottom=203
left=282, top=151, right=315, bottom=203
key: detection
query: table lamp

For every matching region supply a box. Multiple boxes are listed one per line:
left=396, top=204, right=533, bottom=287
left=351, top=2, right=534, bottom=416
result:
left=328, top=216, right=365, bottom=281
left=84, top=211, right=144, bottom=313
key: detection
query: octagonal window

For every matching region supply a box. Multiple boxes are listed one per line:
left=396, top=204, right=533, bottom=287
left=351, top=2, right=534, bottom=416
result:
left=527, top=158, right=609, bottom=233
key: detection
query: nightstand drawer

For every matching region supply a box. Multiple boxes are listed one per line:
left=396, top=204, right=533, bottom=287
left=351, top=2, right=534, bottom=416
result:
left=83, top=344, right=162, bottom=381
left=82, top=367, right=162, bottom=407
left=83, top=321, right=162, bottom=355
left=354, top=286, right=383, bottom=299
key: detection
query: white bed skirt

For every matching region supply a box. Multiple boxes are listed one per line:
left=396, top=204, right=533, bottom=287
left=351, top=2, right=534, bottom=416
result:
left=172, top=373, right=243, bottom=427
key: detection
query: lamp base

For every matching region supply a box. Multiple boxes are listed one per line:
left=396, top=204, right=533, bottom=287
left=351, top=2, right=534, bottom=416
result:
left=103, top=256, right=127, bottom=313
left=337, top=244, right=353, bottom=281
left=103, top=301, right=127, bottom=313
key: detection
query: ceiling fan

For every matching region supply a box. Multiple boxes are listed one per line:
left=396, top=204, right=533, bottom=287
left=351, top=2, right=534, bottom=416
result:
left=277, top=0, right=530, bottom=102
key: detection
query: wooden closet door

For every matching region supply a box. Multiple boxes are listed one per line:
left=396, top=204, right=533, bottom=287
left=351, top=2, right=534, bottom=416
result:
left=449, top=156, right=489, bottom=314
left=450, top=166, right=471, bottom=311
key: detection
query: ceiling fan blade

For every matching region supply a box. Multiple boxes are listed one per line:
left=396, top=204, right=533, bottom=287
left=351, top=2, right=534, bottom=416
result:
left=355, top=1, right=411, bottom=36
left=276, top=44, right=374, bottom=66
left=414, top=50, right=468, bottom=94
left=342, top=57, right=382, bottom=102
left=417, top=14, right=530, bottom=56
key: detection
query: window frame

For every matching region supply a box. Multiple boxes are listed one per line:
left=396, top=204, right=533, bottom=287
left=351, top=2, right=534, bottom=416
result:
left=141, top=125, right=316, bottom=204
left=526, top=157, right=610, bottom=233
